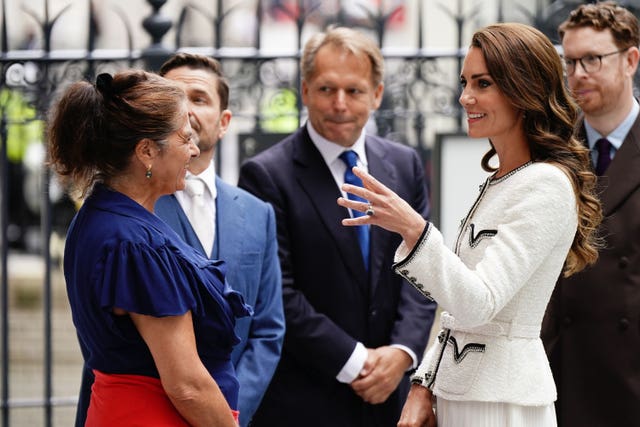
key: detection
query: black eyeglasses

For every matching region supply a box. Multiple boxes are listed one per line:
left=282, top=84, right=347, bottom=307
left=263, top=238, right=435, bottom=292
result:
left=563, top=48, right=629, bottom=76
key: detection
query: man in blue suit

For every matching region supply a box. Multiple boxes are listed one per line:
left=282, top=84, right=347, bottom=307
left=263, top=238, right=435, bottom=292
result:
left=155, top=53, right=285, bottom=427
left=238, top=27, right=437, bottom=427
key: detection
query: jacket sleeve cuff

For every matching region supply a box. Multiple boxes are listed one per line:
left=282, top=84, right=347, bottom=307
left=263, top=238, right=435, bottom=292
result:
left=392, top=222, right=434, bottom=301
left=336, top=342, right=367, bottom=383
left=393, top=222, right=432, bottom=267
left=390, top=344, right=418, bottom=370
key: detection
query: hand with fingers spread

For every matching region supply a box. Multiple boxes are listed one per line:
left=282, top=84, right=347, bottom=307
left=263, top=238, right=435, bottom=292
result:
left=338, top=166, right=428, bottom=251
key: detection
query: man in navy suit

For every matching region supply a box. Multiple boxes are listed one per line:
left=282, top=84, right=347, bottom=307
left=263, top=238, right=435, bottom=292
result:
left=238, top=27, right=437, bottom=427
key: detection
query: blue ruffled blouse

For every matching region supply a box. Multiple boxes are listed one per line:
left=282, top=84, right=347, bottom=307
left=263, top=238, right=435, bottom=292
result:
left=63, top=184, right=252, bottom=409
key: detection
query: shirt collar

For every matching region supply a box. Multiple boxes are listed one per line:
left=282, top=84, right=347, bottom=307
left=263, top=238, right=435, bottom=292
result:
left=584, top=97, right=639, bottom=151
left=187, top=161, right=217, bottom=199
left=306, top=121, right=368, bottom=167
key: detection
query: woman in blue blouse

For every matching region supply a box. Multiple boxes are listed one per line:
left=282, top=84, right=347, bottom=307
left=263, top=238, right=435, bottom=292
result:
left=48, top=70, right=250, bottom=426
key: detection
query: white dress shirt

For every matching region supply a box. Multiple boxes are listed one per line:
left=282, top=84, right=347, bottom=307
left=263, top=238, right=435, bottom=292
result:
left=175, top=162, right=217, bottom=258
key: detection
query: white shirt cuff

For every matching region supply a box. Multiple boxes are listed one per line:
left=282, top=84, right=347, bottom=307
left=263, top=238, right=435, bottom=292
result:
left=390, top=344, right=418, bottom=370
left=336, top=342, right=367, bottom=383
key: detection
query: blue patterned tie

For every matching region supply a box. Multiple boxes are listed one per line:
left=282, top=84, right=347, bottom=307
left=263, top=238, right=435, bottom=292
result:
left=595, top=138, right=612, bottom=176
left=339, top=150, right=370, bottom=270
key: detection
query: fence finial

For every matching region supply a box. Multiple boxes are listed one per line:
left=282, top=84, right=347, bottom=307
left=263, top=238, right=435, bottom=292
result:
left=141, top=0, right=172, bottom=71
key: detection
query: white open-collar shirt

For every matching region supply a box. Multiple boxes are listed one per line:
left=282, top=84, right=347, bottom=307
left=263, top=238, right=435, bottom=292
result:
left=174, top=161, right=217, bottom=257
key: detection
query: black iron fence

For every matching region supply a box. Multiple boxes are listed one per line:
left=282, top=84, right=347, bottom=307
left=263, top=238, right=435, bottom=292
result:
left=0, top=0, right=629, bottom=425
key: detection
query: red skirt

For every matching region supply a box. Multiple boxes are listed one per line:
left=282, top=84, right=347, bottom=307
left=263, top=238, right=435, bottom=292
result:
left=85, top=370, right=239, bottom=426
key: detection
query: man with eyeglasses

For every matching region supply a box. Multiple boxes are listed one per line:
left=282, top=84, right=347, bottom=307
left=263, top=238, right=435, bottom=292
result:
left=542, top=2, right=640, bottom=426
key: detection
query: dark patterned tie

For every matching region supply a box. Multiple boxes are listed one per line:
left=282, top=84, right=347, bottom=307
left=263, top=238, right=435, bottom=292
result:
left=339, top=150, right=369, bottom=270
left=595, top=138, right=612, bottom=176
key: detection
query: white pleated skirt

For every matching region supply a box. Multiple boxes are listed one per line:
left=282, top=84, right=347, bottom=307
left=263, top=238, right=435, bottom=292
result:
left=436, top=397, right=557, bottom=427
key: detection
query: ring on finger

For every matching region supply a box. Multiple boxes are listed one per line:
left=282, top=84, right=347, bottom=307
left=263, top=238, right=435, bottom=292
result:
left=365, top=203, right=375, bottom=216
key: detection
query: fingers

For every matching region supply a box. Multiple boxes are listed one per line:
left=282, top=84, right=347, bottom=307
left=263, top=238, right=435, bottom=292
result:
left=338, top=167, right=392, bottom=220
left=338, top=168, right=427, bottom=248
left=360, top=349, right=379, bottom=377
left=351, top=349, right=385, bottom=402
left=352, top=166, right=388, bottom=193
left=337, top=197, right=371, bottom=223
left=351, top=348, right=407, bottom=404
left=351, top=375, right=393, bottom=404
left=341, top=183, right=370, bottom=203
left=341, top=166, right=391, bottom=201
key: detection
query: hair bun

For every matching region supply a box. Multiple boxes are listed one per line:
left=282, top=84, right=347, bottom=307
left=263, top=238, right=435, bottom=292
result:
left=95, top=73, right=114, bottom=100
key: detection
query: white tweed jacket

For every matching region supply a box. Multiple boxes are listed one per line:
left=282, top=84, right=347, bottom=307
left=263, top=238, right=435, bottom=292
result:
left=395, top=162, right=577, bottom=405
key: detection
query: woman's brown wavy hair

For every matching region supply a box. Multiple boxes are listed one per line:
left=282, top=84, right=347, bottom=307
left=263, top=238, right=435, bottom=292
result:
left=471, top=23, right=602, bottom=276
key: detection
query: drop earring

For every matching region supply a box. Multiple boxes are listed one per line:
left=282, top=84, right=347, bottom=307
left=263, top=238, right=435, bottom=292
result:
left=145, top=165, right=152, bottom=179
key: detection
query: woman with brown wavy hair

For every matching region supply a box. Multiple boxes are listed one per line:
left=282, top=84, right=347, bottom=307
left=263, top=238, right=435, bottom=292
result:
left=337, top=23, right=601, bottom=426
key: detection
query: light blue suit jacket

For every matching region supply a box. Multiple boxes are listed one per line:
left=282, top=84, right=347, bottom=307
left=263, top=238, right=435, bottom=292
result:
left=155, top=177, right=285, bottom=427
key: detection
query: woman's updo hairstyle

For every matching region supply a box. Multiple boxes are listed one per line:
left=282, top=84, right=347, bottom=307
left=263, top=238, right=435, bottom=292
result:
left=48, top=69, right=186, bottom=196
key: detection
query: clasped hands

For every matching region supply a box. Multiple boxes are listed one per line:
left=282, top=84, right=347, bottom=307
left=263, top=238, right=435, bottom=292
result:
left=350, top=346, right=411, bottom=404
left=351, top=346, right=436, bottom=427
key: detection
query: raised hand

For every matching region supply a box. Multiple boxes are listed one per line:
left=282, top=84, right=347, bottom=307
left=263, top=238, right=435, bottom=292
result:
left=338, top=166, right=427, bottom=250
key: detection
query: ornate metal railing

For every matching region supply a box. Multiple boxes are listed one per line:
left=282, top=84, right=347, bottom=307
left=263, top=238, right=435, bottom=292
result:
left=0, top=0, right=621, bottom=425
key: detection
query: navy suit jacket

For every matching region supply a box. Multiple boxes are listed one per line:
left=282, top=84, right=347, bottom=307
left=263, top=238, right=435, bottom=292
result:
left=238, top=126, right=437, bottom=427
left=155, top=177, right=285, bottom=427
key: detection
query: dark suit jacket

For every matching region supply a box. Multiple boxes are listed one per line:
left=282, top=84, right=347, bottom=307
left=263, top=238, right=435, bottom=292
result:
left=155, top=177, right=285, bottom=427
left=238, top=126, right=437, bottom=427
left=542, top=115, right=640, bottom=427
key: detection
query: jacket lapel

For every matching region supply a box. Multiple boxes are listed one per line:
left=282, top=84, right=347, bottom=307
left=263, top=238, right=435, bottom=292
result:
left=598, top=117, right=640, bottom=216
left=366, top=137, right=397, bottom=297
left=213, top=178, right=243, bottom=261
left=293, top=128, right=369, bottom=290
left=155, top=194, right=205, bottom=255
